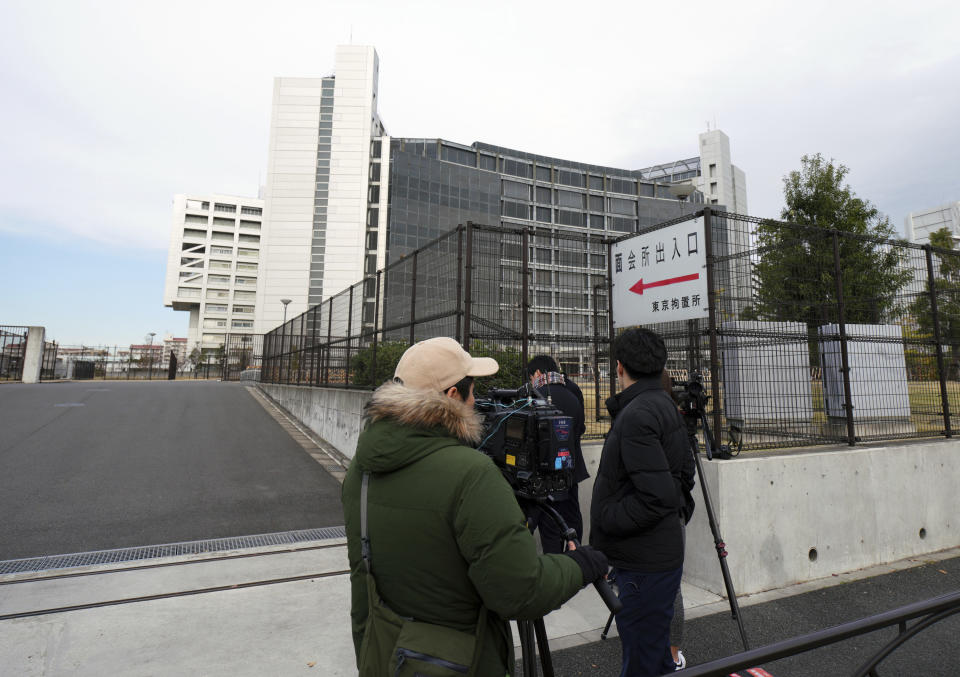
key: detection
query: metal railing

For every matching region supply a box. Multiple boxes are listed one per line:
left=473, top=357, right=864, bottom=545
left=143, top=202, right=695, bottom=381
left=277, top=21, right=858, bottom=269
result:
left=680, top=590, right=960, bottom=677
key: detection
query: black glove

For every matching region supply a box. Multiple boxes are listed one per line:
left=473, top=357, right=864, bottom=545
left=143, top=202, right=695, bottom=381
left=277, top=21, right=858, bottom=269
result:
left=564, top=546, right=609, bottom=585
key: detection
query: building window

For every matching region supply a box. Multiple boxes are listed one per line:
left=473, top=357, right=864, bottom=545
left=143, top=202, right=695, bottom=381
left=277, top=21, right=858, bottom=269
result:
left=502, top=180, right=532, bottom=200
left=501, top=200, right=532, bottom=220
left=608, top=177, right=637, bottom=195
left=368, top=185, right=380, bottom=203
left=556, top=190, right=585, bottom=209
left=639, top=183, right=655, bottom=197
left=212, top=232, right=234, bottom=242
left=710, top=182, right=717, bottom=195
left=709, top=163, right=717, bottom=178
left=234, top=276, right=256, bottom=286
left=239, top=220, right=261, bottom=231
left=536, top=165, right=552, bottom=182
left=555, top=209, right=586, bottom=227
left=183, top=228, right=207, bottom=239
left=556, top=169, right=585, bottom=188
left=589, top=175, right=604, bottom=191
left=214, top=203, right=236, bottom=213
left=212, top=217, right=234, bottom=228
left=205, top=304, right=228, bottom=313
left=589, top=195, right=604, bottom=211
left=209, top=260, right=232, bottom=270
left=185, top=199, right=206, bottom=211
left=478, top=154, right=497, bottom=171
left=231, top=320, right=254, bottom=329
left=232, top=305, right=254, bottom=314
left=535, top=206, right=551, bottom=223
left=369, top=163, right=381, bottom=181
left=441, top=144, right=477, bottom=167
left=236, top=262, right=258, bottom=271
left=589, top=214, right=604, bottom=229
left=370, top=140, right=382, bottom=158
left=237, top=248, right=258, bottom=258
left=535, top=186, right=552, bottom=204
left=238, top=234, right=260, bottom=243
left=240, top=206, right=262, bottom=216
left=184, top=214, right=208, bottom=225
left=502, top=158, right=532, bottom=179
left=210, top=246, right=233, bottom=256
left=234, top=290, right=256, bottom=300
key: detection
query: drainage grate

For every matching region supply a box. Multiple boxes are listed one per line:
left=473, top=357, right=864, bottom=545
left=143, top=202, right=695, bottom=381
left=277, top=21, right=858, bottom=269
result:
left=0, top=526, right=346, bottom=576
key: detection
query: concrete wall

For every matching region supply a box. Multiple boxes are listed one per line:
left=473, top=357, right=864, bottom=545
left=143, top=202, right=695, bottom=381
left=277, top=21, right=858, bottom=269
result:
left=681, top=439, right=958, bottom=596
left=258, top=384, right=372, bottom=459
left=262, top=382, right=957, bottom=596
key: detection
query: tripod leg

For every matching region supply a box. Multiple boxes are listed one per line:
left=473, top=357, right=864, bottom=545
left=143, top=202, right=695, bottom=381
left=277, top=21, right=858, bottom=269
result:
left=690, top=434, right=750, bottom=651
left=518, top=620, right=538, bottom=676
left=600, top=611, right=615, bottom=640
left=533, top=618, right=554, bottom=677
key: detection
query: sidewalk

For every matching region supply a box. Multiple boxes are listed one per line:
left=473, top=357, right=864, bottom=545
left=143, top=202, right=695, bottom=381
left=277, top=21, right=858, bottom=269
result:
left=3, top=534, right=956, bottom=676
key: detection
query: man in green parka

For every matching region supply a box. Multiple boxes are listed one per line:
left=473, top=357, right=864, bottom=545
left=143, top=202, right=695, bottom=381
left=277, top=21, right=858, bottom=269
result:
left=342, top=337, right=609, bottom=676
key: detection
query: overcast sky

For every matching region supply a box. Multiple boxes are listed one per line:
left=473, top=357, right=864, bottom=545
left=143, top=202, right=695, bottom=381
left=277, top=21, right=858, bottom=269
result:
left=1, top=0, right=958, bottom=345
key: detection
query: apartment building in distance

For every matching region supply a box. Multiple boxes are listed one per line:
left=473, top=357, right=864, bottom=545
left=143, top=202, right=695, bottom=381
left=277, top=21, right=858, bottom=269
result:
left=905, top=201, right=960, bottom=244
left=163, top=194, right=264, bottom=353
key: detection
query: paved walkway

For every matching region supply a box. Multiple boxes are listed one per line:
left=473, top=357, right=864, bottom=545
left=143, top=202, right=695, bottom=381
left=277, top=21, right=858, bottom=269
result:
left=2, top=534, right=956, bottom=676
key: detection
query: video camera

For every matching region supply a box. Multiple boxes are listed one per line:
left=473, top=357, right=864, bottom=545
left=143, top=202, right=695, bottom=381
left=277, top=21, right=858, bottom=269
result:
left=474, top=385, right=576, bottom=501
left=673, top=370, right=740, bottom=460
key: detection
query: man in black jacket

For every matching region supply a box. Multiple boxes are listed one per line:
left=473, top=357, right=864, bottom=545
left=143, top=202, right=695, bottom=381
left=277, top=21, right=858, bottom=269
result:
left=525, top=355, right=588, bottom=552
left=591, top=328, right=689, bottom=677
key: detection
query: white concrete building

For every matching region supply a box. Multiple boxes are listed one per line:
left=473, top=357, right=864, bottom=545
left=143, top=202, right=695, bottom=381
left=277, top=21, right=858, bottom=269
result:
left=905, top=201, right=960, bottom=244
left=163, top=193, right=264, bottom=353
left=254, top=45, right=387, bottom=334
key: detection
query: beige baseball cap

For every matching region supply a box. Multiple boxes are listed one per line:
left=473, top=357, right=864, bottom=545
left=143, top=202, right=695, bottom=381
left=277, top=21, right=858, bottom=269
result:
left=393, top=337, right=499, bottom=391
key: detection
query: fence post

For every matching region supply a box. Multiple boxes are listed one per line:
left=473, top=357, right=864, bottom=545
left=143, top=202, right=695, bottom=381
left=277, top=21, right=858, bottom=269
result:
left=464, top=222, right=474, bottom=350
left=456, top=226, right=464, bottom=343
left=606, top=238, right=616, bottom=401
left=310, top=308, right=319, bottom=386
left=346, top=285, right=355, bottom=385
left=831, top=230, right=857, bottom=446
left=324, top=299, right=333, bottom=385
left=373, top=270, right=382, bottom=385
left=924, top=245, right=953, bottom=437
left=521, top=228, right=530, bottom=368
left=593, top=284, right=602, bottom=425
left=703, top=207, right=724, bottom=439
left=409, top=251, right=418, bottom=345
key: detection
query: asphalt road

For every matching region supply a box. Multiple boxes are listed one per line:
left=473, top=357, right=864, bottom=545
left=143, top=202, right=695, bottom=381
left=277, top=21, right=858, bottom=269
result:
left=542, top=555, right=960, bottom=676
left=0, top=381, right=344, bottom=560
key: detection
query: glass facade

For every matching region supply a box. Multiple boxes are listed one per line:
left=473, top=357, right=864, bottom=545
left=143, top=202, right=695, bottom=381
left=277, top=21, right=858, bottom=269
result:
left=309, top=77, right=336, bottom=307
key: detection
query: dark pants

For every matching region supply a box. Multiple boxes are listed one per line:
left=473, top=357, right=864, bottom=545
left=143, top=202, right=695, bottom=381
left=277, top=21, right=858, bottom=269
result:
left=527, top=486, right=583, bottom=554
left=613, top=565, right=683, bottom=677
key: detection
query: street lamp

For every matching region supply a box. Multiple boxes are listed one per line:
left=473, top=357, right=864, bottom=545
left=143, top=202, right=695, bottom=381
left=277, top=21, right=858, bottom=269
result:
left=281, top=298, right=292, bottom=325
left=147, top=332, right=156, bottom=380
left=668, top=183, right=697, bottom=214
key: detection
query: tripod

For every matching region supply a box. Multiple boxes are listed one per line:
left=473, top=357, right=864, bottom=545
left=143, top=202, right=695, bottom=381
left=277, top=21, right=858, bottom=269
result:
left=599, top=399, right=750, bottom=653
left=518, top=499, right=622, bottom=676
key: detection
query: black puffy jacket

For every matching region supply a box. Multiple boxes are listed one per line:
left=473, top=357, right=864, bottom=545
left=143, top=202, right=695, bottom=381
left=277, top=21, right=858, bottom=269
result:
left=590, top=375, right=689, bottom=572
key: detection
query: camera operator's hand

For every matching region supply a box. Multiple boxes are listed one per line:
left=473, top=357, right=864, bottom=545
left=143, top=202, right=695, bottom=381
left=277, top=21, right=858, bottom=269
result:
left=564, top=545, right=609, bottom=586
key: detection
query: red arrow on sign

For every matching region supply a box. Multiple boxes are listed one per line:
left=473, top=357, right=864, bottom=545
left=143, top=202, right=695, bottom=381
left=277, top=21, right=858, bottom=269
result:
left=629, top=273, right=700, bottom=295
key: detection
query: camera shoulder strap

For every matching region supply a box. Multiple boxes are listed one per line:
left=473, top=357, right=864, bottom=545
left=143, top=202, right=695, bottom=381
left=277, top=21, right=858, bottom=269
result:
left=360, top=471, right=372, bottom=573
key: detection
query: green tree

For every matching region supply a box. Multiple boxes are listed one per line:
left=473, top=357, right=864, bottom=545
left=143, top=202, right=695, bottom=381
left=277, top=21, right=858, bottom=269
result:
left=349, top=339, right=523, bottom=394
left=909, top=227, right=960, bottom=379
left=746, top=154, right=911, bottom=327
left=350, top=341, right=409, bottom=386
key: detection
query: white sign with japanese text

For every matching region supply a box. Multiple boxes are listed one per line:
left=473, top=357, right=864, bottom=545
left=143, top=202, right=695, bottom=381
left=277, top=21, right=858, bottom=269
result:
left=611, top=217, right=708, bottom=327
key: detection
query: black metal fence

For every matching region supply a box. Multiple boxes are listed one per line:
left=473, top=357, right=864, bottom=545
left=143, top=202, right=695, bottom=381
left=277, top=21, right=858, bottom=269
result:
left=0, top=326, right=29, bottom=382
left=261, top=223, right=615, bottom=437
left=262, top=210, right=958, bottom=448
left=633, top=209, right=958, bottom=450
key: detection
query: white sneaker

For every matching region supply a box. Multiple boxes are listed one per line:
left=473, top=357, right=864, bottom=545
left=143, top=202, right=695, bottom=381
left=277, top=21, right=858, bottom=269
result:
left=674, top=650, right=686, bottom=670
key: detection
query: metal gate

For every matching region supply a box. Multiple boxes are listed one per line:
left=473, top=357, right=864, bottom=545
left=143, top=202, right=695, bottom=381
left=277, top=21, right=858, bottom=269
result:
left=0, top=326, right=29, bottom=382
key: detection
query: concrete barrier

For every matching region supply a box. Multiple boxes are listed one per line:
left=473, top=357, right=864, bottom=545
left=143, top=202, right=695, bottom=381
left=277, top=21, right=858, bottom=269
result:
left=257, top=384, right=372, bottom=459
left=259, top=383, right=957, bottom=596
left=22, top=327, right=45, bottom=384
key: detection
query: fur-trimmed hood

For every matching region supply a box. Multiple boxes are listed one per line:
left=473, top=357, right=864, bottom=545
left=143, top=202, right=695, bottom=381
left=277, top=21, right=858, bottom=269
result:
left=355, top=381, right=485, bottom=473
